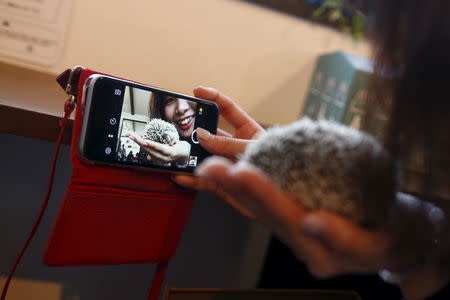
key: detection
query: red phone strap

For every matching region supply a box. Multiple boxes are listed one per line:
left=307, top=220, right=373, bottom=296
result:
left=0, top=98, right=168, bottom=300
left=148, top=262, right=168, bottom=300
left=0, top=99, right=75, bottom=300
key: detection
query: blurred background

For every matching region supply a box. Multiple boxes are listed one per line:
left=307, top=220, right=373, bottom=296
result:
left=0, top=1, right=398, bottom=299
left=0, top=0, right=370, bottom=124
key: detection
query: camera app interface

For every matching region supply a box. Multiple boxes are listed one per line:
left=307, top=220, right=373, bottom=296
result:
left=117, top=86, right=203, bottom=169
left=85, top=77, right=218, bottom=173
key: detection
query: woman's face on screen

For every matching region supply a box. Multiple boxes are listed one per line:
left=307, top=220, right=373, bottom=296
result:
left=164, top=96, right=197, bottom=138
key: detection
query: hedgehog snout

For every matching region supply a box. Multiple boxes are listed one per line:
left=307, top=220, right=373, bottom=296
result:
left=162, top=132, right=176, bottom=146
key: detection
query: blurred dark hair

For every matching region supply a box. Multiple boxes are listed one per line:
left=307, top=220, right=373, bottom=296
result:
left=149, top=93, right=170, bottom=120
left=348, top=0, right=450, bottom=200
left=348, top=0, right=450, bottom=274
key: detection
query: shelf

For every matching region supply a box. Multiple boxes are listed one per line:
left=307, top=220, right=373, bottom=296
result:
left=0, top=103, right=73, bottom=144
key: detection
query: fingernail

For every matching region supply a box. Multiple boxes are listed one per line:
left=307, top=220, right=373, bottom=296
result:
left=301, top=215, right=323, bottom=237
left=172, top=175, right=185, bottom=184
left=204, top=87, right=216, bottom=93
left=195, top=86, right=216, bottom=93
left=172, top=175, right=192, bottom=186
left=194, top=163, right=208, bottom=177
left=194, top=165, right=205, bottom=176
left=196, top=128, right=210, bottom=140
left=172, top=175, right=195, bottom=189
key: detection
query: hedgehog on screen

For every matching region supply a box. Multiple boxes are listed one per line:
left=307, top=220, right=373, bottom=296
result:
left=141, top=118, right=180, bottom=165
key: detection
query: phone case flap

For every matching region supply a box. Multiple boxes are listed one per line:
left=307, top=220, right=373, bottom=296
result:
left=44, top=68, right=196, bottom=266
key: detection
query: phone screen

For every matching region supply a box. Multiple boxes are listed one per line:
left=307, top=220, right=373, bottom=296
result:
left=81, top=75, right=219, bottom=173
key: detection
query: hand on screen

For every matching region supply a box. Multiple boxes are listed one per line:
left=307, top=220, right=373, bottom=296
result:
left=128, top=132, right=191, bottom=165
left=191, top=86, right=266, bottom=159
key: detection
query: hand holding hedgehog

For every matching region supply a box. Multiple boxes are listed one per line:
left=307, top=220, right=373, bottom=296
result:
left=128, top=118, right=191, bottom=165
left=174, top=87, right=443, bottom=280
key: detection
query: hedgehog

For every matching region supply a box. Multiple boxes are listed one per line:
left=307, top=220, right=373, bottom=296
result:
left=143, top=118, right=180, bottom=146
left=241, top=118, right=397, bottom=228
left=141, top=118, right=180, bottom=165
left=242, top=118, right=447, bottom=277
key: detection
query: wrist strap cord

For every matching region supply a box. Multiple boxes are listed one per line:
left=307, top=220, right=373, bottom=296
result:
left=1, top=99, right=75, bottom=300
left=148, top=262, right=168, bottom=300
left=0, top=99, right=167, bottom=300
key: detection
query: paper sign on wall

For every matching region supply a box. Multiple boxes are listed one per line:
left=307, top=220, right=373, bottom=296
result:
left=0, top=0, right=72, bottom=67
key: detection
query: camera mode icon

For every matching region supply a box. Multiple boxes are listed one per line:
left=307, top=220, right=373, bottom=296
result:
left=189, top=156, right=198, bottom=167
left=114, top=89, right=122, bottom=96
left=109, top=118, right=117, bottom=125
left=105, top=147, right=112, bottom=155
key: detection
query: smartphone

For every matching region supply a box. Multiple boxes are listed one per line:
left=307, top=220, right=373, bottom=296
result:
left=79, top=74, right=219, bottom=173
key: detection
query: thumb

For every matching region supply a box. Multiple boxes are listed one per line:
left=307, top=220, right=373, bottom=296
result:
left=196, top=128, right=250, bottom=158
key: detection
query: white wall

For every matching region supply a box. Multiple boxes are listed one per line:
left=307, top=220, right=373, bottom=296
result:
left=0, top=0, right=371, bottom=125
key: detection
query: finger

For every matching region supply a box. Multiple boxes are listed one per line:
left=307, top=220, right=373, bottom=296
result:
left=128, top=133, right=172, bottom=158
left=200, top=160, right=307, bottom=239
left=173, top=175, right=222, bottom=194
left=128, top=133, right=172, bottom=156
left=194, top=157, right=245, bottom=197
left=216, top=128, right=232, bottom=137
left=128, top=132, right=146, bottom=146
left=301, top=211, right=391, bottom=268
left=196, top=128, right=251, bottom=157
left=146, top=149, right=171, bottom=162
left=195, top=158, right=259, bottom=220
left=292, top=234, right=372, bottom=277
left=296, top=237, right=346, bottom=278
left=230, top=161, right=306, bottom=227
left=195, top=158, right=352, bottom=275
left=141, top=140, right=172, bottom=156
left=194, top=155, right=233, bottom=178
left=193, top=86, right=262, bottom=132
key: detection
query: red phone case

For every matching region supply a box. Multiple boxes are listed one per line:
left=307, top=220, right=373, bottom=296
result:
left=44, top=68, right=196, bottom=266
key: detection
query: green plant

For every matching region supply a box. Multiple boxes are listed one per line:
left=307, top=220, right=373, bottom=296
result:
left=311, top=0, right=366, bottom=39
